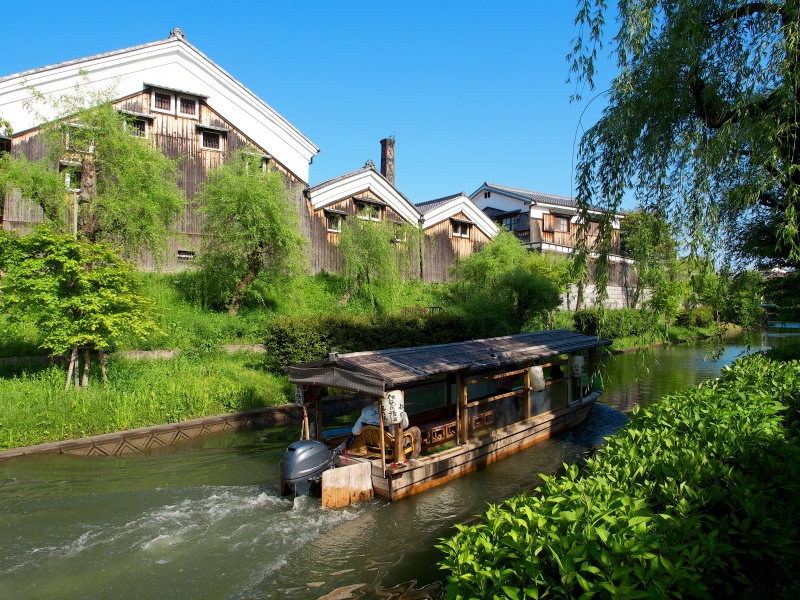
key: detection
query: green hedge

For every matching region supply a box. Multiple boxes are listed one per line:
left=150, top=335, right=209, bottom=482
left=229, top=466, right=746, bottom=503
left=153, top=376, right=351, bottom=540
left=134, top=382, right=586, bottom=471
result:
left=438, top=354, right=800, bottom=599
left=573, top=308, right=653, bottom=339
left=675, top=305, right=715, bottom=328
left=263, top=313, right=474, bottom=371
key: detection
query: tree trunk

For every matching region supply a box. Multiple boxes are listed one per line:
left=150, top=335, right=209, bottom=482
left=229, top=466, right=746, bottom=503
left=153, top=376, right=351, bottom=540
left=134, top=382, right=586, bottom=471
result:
left=99, top=350, right=108, bottom=384
left=74, top=350, right=81, bottom=390
left=65, top=346, right=78, bottom=391
left=82, top=349, right=90, bottom=389
left=575, top=281, right=584, bottom=312
left=229, top=249, right=262, bottom=316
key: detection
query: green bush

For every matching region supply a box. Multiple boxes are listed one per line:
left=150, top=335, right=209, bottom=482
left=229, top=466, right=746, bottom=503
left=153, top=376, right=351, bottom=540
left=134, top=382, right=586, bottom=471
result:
left=573, top=308, right=653, bottom=338
left=675, top=305, right=715, bottom=328
left=438, top=354, right=800, bottom=599
left=263, top=313, right=474, bottom=371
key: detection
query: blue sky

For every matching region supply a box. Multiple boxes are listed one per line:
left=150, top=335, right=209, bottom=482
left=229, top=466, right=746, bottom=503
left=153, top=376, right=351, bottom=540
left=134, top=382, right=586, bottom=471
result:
left=1, top=1, right=619, bottom=205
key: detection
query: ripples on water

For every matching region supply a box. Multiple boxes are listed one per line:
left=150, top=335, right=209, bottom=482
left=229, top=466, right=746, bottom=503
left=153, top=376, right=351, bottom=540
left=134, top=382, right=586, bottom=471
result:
left=0, top=329, right=796, bottom=599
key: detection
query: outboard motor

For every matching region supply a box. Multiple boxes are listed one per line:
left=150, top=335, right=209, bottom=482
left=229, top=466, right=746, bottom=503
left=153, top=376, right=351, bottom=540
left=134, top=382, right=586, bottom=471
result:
left=279, top=440, right=334, bottom=497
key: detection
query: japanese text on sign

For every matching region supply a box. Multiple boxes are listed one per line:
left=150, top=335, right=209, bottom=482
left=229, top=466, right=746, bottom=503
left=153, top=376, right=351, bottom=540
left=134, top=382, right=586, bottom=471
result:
left=381, top=390, right=404, bottom=425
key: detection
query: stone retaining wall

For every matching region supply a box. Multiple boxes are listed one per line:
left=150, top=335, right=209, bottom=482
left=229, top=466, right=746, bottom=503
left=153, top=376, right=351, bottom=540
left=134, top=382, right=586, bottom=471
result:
left=0, top=394, right=372, bottom=463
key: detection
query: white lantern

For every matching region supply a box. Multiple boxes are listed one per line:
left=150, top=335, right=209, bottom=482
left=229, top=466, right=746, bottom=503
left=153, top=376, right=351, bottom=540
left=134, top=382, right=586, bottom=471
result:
left=569, top=355, right=584, bottom=378
left=529, top=365, right=546, bottom=392
left=381, top=390, right=405, bottom=425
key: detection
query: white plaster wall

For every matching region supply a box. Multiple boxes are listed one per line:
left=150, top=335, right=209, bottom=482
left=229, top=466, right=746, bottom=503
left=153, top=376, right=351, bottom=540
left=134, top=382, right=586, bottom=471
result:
left=0, top=38, right=317, bottom=182
left=471, top=192, right=527, bottom=213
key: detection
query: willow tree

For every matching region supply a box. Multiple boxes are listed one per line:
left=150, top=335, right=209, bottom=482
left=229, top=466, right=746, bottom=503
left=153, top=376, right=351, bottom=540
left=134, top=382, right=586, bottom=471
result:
left=337, top=210, right=418, bottom=312
left=199, top=149, right=308, bottom=315
left=5, top=82, right=184, bottom=259
left=570, top=1, right=800, bottom=297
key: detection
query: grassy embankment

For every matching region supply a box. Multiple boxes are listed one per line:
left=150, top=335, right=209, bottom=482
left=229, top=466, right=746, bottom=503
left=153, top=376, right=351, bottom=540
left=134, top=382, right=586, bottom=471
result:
left=0, top=272, right=443, bottom=450
left=0, top=273, right=735, bottom=451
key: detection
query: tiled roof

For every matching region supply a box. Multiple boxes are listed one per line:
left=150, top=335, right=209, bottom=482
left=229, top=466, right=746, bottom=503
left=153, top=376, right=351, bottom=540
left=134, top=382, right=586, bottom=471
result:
left=307, top=164, right=374, bottom=193
left=484, top=183, right=579, bottom=208
left=414, top=192, right=465, bottom=214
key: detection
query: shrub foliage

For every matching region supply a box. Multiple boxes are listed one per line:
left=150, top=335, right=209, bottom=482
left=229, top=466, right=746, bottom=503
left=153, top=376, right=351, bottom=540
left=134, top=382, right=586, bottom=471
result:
left=438, top=354, right=800, bottom=599
left=263, top=313, right=474, bottom=371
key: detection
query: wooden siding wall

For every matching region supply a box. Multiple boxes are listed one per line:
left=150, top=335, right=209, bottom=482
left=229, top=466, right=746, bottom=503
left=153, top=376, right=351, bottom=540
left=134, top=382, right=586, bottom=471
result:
left=303, top=197, right=493, bottom=283
left=531, top=217, right=621, bottom=254
left=4, top=90, right=304, bottom=272
left=421, top=216, right=492, bottom=282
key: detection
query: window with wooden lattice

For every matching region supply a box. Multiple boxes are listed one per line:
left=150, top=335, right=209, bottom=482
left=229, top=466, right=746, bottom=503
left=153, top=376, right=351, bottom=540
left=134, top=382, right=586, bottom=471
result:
left=202, top=131, right=220, bottom=150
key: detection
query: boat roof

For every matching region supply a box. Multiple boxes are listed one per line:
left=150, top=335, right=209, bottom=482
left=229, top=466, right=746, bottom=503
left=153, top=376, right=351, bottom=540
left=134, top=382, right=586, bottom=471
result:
left=288, top=329, right=611, bottom=395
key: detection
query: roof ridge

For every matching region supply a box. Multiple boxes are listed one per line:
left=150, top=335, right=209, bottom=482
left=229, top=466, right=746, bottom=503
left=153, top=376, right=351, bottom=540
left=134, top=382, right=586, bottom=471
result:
left=415, top=192, right=463, bottom=207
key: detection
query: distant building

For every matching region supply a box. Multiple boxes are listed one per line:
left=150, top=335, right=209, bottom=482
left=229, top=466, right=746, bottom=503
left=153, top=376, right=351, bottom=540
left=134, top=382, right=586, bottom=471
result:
left=471, top=182, right=635, bottom=308
left=304, top=139, right=497, bottom=282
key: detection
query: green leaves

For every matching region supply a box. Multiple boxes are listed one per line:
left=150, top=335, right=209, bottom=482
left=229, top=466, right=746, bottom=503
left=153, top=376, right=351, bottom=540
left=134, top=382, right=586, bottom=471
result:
left=199, top=148, right=308, bottom=315
left=0, top=228, right=158, bottom=355
left=438, top=354, right=800, bottom=598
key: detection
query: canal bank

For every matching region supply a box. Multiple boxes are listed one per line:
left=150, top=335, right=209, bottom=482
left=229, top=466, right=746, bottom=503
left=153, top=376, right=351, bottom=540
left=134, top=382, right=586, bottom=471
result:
left=0, top=327, right=750, bottom=459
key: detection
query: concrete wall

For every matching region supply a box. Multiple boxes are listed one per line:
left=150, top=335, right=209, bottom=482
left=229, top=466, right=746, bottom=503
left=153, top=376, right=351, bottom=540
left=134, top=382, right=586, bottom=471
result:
left=561, top=285, right=646, bottom=310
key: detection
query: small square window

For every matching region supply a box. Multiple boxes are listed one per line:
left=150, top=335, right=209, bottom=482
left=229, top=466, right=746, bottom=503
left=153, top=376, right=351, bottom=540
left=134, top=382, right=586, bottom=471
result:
left=131, top=119, right=147, bottom=138
left=179, top=97, right=197, bottom=117
left=484, top=191, right=491, bottom=198
left=453, top=221, right=471, bottom=239
left=326, top=214, right=342, bottom=233
left=154, top=92, right=172, bottom=111
left=554, top=217, right=570, bottom=232
left=61, top=165, right=82, bottom=192
left=202, top=131, right=220, bottom=150
left=356, top=203, right=382, bottom=222
left=177, top=249, right=196, bottom=261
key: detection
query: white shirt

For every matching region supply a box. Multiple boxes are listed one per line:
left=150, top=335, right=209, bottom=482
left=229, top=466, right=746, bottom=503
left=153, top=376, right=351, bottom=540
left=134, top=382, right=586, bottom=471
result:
left=352, top=402, right=409, bottom=435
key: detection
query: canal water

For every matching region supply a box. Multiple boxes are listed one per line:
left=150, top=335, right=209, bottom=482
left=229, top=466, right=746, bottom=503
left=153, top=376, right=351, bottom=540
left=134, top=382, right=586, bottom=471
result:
left=1, top=329, right=796, bottom=600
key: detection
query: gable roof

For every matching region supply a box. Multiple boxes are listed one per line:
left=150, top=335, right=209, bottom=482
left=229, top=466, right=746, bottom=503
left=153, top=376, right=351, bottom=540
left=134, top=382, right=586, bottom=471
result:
left=289, top=329, right=611, bottom=391
left=0, top=28, right=318, bottom=182
left=414, top=192, right=464, bottom=214
left=307, top=162, right=421, bottom=224
left=470, top=182, right=626, bottom=219
left=416, top=192, right=498, bottom=238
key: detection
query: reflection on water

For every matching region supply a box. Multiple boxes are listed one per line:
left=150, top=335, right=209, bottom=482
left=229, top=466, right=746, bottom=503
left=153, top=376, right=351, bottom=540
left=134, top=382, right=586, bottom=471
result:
left=0, top=329, right=797, bottom=599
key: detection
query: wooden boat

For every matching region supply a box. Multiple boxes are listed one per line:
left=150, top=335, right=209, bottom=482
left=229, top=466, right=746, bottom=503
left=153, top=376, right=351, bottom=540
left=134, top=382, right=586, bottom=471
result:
left=285, top=329, right=611, bottom=505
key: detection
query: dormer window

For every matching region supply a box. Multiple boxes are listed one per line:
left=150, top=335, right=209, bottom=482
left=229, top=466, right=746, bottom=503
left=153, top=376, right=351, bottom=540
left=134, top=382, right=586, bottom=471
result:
left=452, top=219, right=472, bottom=239
left=153, top=92, right=172, bottom=112
left=178, top=97, right=197, bottom=118
left=355, top=198, right=384, bottom=222
left=202, top=131, right=220, bottom=150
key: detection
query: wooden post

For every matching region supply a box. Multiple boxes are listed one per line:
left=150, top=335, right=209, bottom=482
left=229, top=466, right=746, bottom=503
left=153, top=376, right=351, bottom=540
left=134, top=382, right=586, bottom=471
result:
left=314, top=396, right=323, bottom=441
left=458, top=372, right=468, bottom=444
left=523, top=363, right=532, bottom=420
left=379, top=402, right=386, bottom=477
left=588, top=348, right=596, bottom=393
left=445, top=373, right=453, bottom=418
left=394, top=423, right=403, bottom=463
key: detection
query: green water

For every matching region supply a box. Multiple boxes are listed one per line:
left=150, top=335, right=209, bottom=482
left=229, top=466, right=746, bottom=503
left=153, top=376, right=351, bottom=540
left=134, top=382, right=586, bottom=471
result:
left=0, top=329, right=795, bottom=599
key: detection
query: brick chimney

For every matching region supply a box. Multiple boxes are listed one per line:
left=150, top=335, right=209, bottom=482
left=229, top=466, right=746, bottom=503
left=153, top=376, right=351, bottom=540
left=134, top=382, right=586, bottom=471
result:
left=380, top=137, right=395, bottom=185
